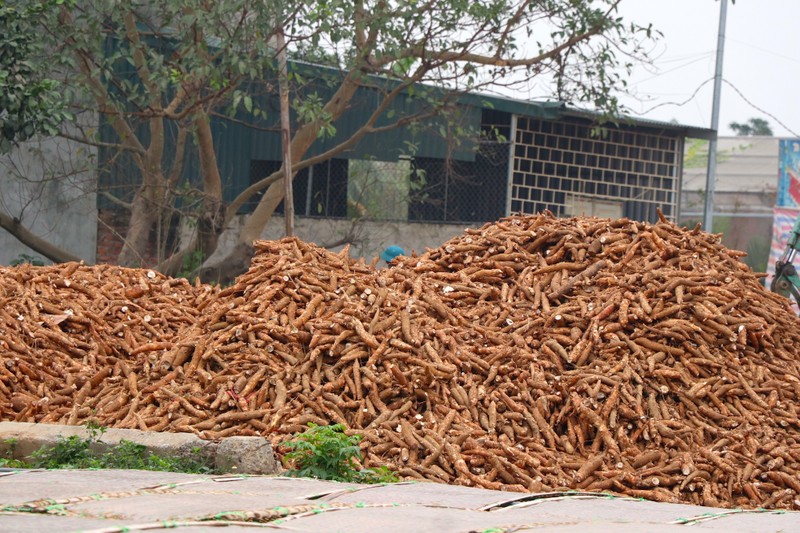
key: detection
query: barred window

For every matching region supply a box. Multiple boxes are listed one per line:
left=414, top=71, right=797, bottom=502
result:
left=247, top=159, right=348, bottom=217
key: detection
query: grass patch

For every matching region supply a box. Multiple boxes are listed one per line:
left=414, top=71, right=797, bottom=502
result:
left=1, top=423, right=214, bottom=474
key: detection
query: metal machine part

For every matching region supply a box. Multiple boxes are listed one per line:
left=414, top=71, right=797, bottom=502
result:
left=770, top=216, right=800, bottom=308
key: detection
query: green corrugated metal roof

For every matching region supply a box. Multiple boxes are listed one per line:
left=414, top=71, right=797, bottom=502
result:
left=246, top=76, right=482, bottom=163
left=459, top=92, right=564, bottom=120
left=461, top=89, right=715, bottom=140
left=559, top=106, right=716, bottom=140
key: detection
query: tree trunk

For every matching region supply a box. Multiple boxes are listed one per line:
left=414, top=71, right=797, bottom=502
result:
left=117, top=188, right=160, bottom=267
left=196, top=73, right=363, bottom=282
left=195, top=179, right=283, bottom=284
left=194, top=112, right=225, bottom=260
left=197, top=241, right=253, bottom=286
left=238, top=176, right=287, bottom=247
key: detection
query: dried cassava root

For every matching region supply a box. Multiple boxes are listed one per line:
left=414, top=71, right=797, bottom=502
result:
left=0, top=263, right=216, bottom=426
left=2, top=212, right=800, bottom=511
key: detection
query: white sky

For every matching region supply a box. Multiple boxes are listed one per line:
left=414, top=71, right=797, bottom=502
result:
left=616, top=0, right=800, bottom=137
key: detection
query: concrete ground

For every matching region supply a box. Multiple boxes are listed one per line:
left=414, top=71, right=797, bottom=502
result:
left=2, top=469, right=800, bottom=532
left=1, top=422, right=799, bottom=532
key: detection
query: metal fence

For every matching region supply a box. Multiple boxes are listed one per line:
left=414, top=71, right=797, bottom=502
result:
left=247, top=117, right=688, bottom=228
left=509, top=117, right=681, bottom=223
left=248, top=140, right=511, bottom=225
left=680, top=188, right=775, bottom=273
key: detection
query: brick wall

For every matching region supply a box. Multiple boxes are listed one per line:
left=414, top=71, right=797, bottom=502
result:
left=96, top=209, right=125, bottom=264
left=96, top=209, right=161, bottom=266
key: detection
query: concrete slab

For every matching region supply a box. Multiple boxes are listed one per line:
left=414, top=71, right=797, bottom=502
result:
left=1, top=470, right=799, bottom=533
left=0, top=469, right=203, bottom=506
left=0, top=421, right=280, bottom=475
left=322, top=480, right=535, bottom=508
left=691, top=509, right=800, bottom=531
left=161, top=475, right=364, bottom=502
left=271, top=504, right=690, bottom=533
left=490, top=496, right=797, bottom=533
left=0, top=512, right=290, bottom=533
left=0, top=512, right=132, bottom=533
left=494, top=494, right=709, bottom=522
left=273, top=504, right=520, bottom=533
left=69, top=492, right=314, bottom=522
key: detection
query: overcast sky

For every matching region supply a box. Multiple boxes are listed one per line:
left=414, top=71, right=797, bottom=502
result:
left=616, top=0, right=799, bottom=137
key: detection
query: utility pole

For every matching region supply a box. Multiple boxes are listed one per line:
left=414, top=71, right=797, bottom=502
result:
left=703, top=0, right=729, bottom=232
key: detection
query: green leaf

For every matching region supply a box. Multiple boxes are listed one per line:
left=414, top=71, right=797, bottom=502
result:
left=282, top=423, right=393, bottom=483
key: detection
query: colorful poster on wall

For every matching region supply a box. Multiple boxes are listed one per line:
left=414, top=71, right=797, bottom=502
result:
left=778, top=139, right=800, bottom=207
left=767, top=206, right=800, bottom=310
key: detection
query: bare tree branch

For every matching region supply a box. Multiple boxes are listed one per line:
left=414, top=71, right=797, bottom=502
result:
left=225, top=70, right=433, bottom=218
left=0, top=210, right=84, bottom=263
left=100, top=191, right=132, bottom=210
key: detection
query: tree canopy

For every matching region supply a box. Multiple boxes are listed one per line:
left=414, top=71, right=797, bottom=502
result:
left=729, top=117, right=773, bottom=137
left=0, top=0, right=658, bottom=279
left=0, top=1, right=72, bottom=153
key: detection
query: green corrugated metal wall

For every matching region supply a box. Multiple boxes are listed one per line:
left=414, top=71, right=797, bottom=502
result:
left=99, top=59, right=485, bottom=208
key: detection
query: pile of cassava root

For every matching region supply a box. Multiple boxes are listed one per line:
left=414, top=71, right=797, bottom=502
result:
left=3, top=212, right=800, bottom=510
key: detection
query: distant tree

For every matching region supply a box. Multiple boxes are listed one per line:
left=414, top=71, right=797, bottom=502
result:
left=0, top=1, right=72, bottom=153
left=729, top=117, right=773, bottom=136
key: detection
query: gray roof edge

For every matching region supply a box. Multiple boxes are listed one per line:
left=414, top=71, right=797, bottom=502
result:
left=462, top=92, right=565, bottom=119
left=558, top=106, right=716, bottom=140
left=469, top=94, right=716, bottom=139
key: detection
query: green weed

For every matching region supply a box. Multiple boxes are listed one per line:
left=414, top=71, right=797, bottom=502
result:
left=22, top=423, right=213, bottom=473
left=0, top=438, right=26, bottom=468
left=282, top=423, right=398, bottom=483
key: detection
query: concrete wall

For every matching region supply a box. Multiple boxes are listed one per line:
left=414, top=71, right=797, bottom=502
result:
left=203, top=215, right=481, bottom=266
left=0, top=134, right=97, bottom=266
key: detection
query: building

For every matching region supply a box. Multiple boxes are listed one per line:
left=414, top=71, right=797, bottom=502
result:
left=1, top=59, right=715, bottom=266
left=95, top=68, right=714, bottom=265
left=681, top=136, right=779, bottom=272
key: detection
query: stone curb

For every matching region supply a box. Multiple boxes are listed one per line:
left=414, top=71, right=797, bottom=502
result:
left=0, top=421, right=280, bottom=475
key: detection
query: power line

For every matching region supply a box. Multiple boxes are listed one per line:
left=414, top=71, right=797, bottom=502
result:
left=726, top=37, right=800, bottom=66
left=636, top=54, right=715, bottom=84
left=653, top=50, right=716, bottom=65
left=633, top=77, right=714, bottom=116
left=627, top=76, right=800, bottom=138
left=722, top=79, right=800, bottom=137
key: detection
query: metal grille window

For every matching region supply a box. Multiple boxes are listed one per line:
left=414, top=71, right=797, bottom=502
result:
left=247, top=159, right=348, bottom=217
left=409, top=141, right=509, bottom=224
left=246, top=116, right=684, bottom=225
left=347, top=158, right=413, bottom=220
left=248, top=148, right=509, bottom=224
left=510, top=118, right=681, bottom=222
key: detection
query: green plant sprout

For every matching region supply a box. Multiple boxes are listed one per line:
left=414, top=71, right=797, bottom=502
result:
left=282, top=423, right=398, bottom=483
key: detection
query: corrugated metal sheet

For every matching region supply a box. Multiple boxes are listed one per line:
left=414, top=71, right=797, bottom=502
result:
left=246, top=65, right=483, bottom=163
left=561, top=107, right=715, bottom=140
